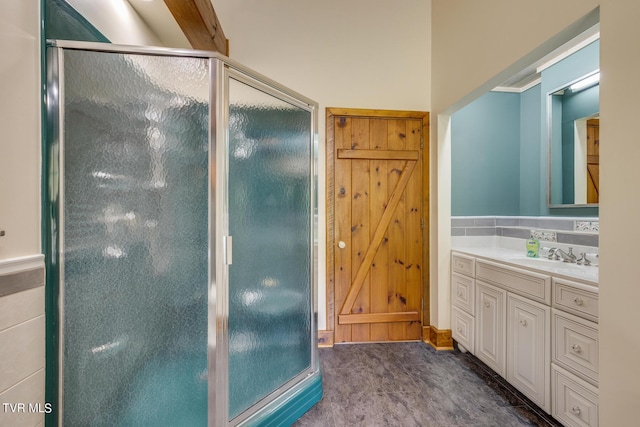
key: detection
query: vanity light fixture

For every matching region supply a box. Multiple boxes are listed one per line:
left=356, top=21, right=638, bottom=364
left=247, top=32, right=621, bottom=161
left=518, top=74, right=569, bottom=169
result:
left=570, top=72, right=600, bottom=92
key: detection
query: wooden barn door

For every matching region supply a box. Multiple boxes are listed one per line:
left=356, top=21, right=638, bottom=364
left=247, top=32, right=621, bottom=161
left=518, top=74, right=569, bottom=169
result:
left=586, top=118, right=600, bottom=203
left=326, top=108, right=429, bottom=343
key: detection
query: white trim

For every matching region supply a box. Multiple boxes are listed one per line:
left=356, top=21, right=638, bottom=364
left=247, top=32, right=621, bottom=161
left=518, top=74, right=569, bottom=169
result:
left=0, top=255, right=45, bottom=275
left=492, top=86, right=522, bottom=93
left=493, top=78, right=542, bottom=94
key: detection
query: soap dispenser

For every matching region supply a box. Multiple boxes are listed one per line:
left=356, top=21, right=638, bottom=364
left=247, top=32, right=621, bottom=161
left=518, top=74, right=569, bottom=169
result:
left=526, top=237, right=540, bottom=258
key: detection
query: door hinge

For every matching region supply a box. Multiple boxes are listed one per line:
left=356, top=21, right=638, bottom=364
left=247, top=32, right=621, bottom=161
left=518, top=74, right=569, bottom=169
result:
left=420, top=218, right=424, bottom=229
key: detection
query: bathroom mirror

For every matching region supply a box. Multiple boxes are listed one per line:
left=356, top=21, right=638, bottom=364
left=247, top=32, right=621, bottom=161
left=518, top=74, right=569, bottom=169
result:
left=548, top=71, right=600, bottom=206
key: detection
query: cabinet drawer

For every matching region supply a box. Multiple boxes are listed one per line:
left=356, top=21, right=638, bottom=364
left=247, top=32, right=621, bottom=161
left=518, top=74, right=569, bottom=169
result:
left=552, top=309, right=599, bottom=385
left=452, top=252, right=475, bottom=277
left=552, top=364, right=599, bottom=427
left=451, top=306, right=474, bottom=353
left=452, top=273, right=475, bottom=315
left=553, top=278, right=599, bottom=322
left=476, top=259, right=551, bottom=305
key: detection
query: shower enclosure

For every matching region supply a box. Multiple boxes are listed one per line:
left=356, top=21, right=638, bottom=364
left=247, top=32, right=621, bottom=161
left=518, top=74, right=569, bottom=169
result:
left=46, top=40, right=320, bottom=426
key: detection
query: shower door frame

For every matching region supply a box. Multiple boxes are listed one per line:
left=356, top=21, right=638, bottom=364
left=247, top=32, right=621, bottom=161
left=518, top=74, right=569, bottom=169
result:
left=45, top=40, right=319, bottom=427
left=219, top=66, right=319, bottom=426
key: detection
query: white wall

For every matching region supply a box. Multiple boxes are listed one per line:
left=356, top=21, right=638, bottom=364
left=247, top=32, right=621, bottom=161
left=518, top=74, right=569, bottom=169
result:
left=0, top=3, right=46, bottom=425
left=213, top=0, right=431, bottom=330
left=66, top=0, right=163, bottom=46
left=598, top=0, right=640, bottom=423
left=0, top=0, right=41, bottom=260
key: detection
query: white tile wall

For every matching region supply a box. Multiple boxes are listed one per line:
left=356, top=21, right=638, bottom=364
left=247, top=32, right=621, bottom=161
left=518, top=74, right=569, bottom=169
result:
left=0, top=257, right=45, bottom=427
left=0, top=287, right=44, bottom=332
left=0, top=370, right=46, bottom=427
left=0, top=315, right=45, bottom=393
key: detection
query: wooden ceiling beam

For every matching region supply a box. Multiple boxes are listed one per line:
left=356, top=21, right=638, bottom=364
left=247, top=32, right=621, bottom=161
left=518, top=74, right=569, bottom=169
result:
left=164, top=0, right=228, bottom=55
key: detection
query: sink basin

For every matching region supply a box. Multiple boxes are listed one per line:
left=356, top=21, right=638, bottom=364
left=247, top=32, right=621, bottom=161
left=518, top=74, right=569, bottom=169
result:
left=502, top=254, right=598, bottom=284
left=505, top=255, right=559, bottom=266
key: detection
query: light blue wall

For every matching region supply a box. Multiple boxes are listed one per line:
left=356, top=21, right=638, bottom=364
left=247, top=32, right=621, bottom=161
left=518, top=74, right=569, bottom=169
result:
left=519, top=84, right=542, bottom=215
left=451, top=40, right=600, bottom=217
left=451, top=92, right=521, bottom=215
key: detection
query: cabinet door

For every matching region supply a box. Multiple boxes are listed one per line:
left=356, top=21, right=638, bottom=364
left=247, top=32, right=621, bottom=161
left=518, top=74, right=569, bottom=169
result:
left=475, top=281, right=506, bottom=378
left=452, top=305, right=474, bottom=353
left=507, top=293, right=551, bottom=413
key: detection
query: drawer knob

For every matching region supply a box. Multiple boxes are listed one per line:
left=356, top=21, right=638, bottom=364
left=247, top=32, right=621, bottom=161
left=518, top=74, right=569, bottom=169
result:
left=458, top=291, right=463, bottom=297
left=574, top=297, right=584, bottom=306
left=457, top=327, right=462, bottom=332
left=520, top=319, right=527, bottom=326
left=484, top=301, right=490, bottom=308
left=571, top=344, right=582, bottom=353
left=571, top=406, right=581, bottom=415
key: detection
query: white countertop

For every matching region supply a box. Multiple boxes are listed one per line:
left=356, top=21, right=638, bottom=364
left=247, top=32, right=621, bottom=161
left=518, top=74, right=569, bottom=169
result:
left=451, top=246, right=598, bottom=286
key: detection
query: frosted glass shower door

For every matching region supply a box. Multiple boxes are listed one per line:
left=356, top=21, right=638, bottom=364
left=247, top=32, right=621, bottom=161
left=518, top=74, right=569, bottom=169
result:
left=54, top=47, right=210, bottom=426
left=227, top=76, right=314, bottom=421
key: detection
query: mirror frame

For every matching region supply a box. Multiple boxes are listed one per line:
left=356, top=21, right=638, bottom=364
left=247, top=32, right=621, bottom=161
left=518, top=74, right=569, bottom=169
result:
left=547, top=70, right=600, bottom=208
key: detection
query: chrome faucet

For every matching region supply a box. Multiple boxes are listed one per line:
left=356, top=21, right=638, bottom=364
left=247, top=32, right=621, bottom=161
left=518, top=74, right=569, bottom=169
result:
left=576, top=253, right=593, bottom=266
left=548, top=247, right=577, bottom=263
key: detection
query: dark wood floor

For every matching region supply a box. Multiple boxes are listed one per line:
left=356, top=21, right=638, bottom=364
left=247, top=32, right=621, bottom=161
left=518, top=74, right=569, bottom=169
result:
left=293, top=342, right=562, bottom=427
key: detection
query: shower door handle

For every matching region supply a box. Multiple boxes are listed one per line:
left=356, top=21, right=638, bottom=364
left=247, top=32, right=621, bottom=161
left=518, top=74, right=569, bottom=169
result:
left=224, top=236, right=233, bottom=265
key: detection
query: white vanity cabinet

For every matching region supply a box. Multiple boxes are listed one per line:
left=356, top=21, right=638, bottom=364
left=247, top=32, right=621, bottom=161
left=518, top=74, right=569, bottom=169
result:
left=451, top=253, right=476, bottom=353
left=450, top=250, right=599, bottom=425
left=551, top=278, right=600, bottom=427
left=475, top=258, right=551, bottom=412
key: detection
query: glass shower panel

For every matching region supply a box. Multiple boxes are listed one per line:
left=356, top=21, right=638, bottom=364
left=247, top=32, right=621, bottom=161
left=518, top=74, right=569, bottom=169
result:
left=227, top=77, right=313, bottom=420
left=60, top=50, right=210, bottom=426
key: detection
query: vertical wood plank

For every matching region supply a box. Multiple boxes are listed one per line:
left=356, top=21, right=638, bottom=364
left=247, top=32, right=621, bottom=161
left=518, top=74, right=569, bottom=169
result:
left=350, top=118, right=371, bottom=342
left=325, top=111, right=336, bottom=334
left=421, top=113, right=431, bottom=329
left=334, top=117, right=352, bottom=343
left=405, top=119, right=423, bottom=339
left=387, top=120, right=408, bottom=340
left=369, top=119, right=390, bottom=341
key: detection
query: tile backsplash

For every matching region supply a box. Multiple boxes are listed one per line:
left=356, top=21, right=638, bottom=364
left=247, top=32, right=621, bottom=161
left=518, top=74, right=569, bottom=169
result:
left=530, top=230, right=557, bottom=242
left=451, top=216, right=599, bottom=248
left=575, top=221, right=600, bottom=232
